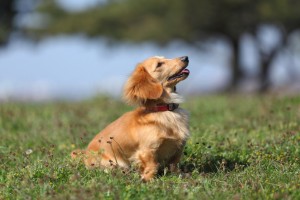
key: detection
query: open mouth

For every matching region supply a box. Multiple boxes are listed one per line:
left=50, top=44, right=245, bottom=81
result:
left=168, top=68, right=190, bottom=81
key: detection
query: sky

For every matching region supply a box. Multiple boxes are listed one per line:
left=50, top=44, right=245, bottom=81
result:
left=56, top=0, right=107, bottom=12
left=0, top=36, right=231, bottom=101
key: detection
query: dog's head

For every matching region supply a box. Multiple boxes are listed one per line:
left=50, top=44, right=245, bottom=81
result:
left=124, top=56, right=189, bottom=105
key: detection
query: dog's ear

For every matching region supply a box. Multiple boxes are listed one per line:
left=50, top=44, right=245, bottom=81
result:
left=123, top=64, right=163, bottom=105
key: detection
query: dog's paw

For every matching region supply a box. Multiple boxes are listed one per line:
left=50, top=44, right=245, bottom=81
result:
left=141, top=171, right=155, bottom=182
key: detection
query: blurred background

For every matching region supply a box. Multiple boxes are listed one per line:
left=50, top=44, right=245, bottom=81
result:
left=1, top=0, right=300, bottom=101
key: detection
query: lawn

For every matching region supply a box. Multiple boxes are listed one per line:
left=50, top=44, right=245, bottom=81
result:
left=0, top=95, right=299, bottom=199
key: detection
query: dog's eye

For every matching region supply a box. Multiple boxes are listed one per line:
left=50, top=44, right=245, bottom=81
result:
left=156, top=62, right=164, bottom=68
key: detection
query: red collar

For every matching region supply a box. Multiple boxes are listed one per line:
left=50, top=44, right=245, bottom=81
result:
left=146, top=103, right=179, bottom=112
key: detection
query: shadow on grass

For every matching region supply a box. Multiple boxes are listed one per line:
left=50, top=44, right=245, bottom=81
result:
left=180, top=156, right=250, bottom=174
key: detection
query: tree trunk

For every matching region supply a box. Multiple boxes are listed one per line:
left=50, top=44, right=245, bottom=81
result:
left=227, top=37, right=243, bottom=92
left=259, top=54, right=272, bottom=92
left=256, top=29, right=288, bottom=93
left=0, top=0, right=15, bottom=46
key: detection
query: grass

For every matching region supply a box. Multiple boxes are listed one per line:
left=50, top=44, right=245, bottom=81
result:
left=0, top=95, right=299, bottom=199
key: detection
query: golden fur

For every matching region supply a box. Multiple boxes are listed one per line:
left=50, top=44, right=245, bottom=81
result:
left=71, top=56, right=190, bottom=181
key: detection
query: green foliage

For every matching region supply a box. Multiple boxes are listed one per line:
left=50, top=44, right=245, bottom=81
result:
left=30, top=0, right=300, bottom=42
left=0, top=95, right=300, bottom=199
left=259, top=0, right=300, bottom=30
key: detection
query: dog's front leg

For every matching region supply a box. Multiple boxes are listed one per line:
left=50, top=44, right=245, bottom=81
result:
left=138, top=150, right=158, bottom=182
left=168, top=147, right=184, bottom=173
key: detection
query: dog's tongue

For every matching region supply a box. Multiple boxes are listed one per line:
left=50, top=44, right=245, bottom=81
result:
left=181, top=69, right=190, bottom=74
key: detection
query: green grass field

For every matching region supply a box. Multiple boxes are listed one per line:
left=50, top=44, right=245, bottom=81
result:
left=0, top=95, right=299, bottom=199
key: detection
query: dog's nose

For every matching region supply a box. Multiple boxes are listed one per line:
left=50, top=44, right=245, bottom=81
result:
left=180, top=56, right=189, bottom=63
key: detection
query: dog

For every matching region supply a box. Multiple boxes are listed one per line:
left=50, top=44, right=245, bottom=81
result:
left=71, top=56, right=190, bottom=181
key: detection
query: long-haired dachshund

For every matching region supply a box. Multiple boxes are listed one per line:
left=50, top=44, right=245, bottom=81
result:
left=72, top=56, right=190, bottom=181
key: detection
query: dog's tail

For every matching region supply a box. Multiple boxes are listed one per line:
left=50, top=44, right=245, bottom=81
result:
left=71, top=149, right=104, bottom=168
left=71, top=149, right=86, bottom=159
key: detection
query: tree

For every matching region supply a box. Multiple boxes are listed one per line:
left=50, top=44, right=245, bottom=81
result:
left=27, top=0, right=300, bottom=91
left=255, top=0, right=300, bottom=91
left=0, top=0, right=16, bottom=46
